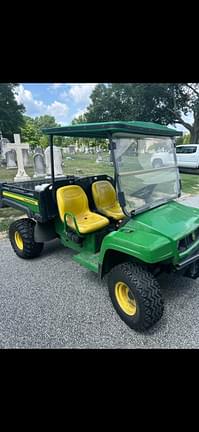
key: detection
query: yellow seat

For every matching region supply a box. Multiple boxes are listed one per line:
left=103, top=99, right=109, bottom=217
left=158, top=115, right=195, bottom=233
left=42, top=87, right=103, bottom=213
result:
left=56, top=185, right=109, bottom=234
left=92, top=180, right=125, bottom=220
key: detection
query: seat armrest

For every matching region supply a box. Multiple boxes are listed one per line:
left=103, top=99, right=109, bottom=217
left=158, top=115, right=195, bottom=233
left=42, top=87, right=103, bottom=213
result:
left=64, top=211, right=82, bottom=237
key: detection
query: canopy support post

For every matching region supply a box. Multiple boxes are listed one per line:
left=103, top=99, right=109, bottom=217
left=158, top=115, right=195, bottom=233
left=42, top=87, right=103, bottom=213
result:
left=49, top=134, right=55, bottom=188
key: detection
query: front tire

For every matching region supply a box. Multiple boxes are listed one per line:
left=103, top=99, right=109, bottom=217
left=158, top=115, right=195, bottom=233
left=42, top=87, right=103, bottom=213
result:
left=108, top=262, right=164, bottom=331
left=9, top=218, right=44, bottom=259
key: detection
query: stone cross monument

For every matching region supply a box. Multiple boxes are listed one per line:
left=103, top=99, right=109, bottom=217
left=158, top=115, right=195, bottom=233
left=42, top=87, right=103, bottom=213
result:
left=6, top=134, right=30, bottom=182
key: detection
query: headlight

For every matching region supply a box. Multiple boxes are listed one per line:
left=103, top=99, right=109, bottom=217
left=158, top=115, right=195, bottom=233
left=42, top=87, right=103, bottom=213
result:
left=178, top=228, right=199, bottom=252
left=177, top=238, right=187, bottom=252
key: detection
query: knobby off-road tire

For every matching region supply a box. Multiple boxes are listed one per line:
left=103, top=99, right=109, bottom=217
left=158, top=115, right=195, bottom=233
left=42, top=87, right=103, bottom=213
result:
left=9, top=218, right=44, bottom=259
left=108, top=262, right=164, bottom=331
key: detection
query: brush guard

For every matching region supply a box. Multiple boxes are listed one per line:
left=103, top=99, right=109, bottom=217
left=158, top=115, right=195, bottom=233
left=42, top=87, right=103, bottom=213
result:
left=176, top=253, right=199, bottom=279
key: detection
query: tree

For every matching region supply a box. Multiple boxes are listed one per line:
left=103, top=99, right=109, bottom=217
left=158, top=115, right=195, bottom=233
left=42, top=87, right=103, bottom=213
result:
left=0, top=83, right=25, bottom=140
left=72, top=114, right=87, bottom=125
left=183, top=133, right=191, bottom=144
left=72, top=111, right=108, bottom=149
left=21, top=115, right=61, bottom=149
left=34, top=115, right=61, bottom=147
left=34, top=115, right=59, bottom=131
left=85, top=84, right=199, bottom=143
left=21, top=116, right=40, bottom=148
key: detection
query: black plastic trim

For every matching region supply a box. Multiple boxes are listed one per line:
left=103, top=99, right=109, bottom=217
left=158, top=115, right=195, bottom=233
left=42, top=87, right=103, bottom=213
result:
left=2, top=198, right=33, bottom=217
left=176, top=253, right=199, bottom=269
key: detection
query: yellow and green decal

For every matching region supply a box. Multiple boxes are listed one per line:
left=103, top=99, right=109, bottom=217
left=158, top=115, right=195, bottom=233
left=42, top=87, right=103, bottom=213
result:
left=2, top=191, right=39, bottom=211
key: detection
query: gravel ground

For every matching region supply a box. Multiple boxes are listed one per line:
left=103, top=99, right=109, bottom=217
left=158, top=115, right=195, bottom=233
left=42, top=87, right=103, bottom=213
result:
left=0, top=236, right=199, bottom=349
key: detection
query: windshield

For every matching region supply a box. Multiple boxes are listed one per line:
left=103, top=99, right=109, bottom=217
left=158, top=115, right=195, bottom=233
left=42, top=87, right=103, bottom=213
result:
left=113, top=133, right=180, bottom=214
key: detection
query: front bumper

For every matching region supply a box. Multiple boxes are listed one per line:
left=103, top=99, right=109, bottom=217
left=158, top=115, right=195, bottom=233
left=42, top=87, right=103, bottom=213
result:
left=176, top=252, right=199, bottom=279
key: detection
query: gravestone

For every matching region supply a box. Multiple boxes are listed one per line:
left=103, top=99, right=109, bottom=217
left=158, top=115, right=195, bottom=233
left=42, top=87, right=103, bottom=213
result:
left=35, top=146, right=43, bottom=155
left=45, top=146, right=63, bottom=177
left=85, top=147, right=89, bottom=154
left=96, top=151, right=102, bottom=164
left=22, top=149, right=32, bottom=167
left=6, top=134, right=30, bottom=181
left=69, top=145, right=75, bottom=154
left=33, top=153, right=46, bottom=177
left=0, top=137, right=10, bottom=160
left=6, top=150, right=17, bottom=169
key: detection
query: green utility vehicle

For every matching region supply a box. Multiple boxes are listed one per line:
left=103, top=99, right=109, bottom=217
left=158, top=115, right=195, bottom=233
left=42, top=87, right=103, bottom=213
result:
left=1, top=121, right=199, bottom=331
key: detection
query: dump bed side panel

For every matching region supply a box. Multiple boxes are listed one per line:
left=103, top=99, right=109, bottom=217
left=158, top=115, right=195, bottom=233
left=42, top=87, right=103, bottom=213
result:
left=0, top=182, right=41, bottom=219
left=0, top=176, right=78, bottom=222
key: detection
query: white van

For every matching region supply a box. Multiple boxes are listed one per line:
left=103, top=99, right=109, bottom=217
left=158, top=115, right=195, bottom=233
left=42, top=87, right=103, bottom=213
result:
left=151, top=144, right=199, bottom=169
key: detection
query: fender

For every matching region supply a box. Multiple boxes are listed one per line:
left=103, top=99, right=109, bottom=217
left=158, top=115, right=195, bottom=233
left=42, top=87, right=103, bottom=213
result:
left=34, top=220, right=58, bottom=242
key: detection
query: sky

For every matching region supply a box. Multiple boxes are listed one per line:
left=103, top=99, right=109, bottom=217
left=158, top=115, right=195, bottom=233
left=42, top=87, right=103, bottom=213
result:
left=15, top=83, right=193, bottom=133
left=15, top=83, right=97, bottom=125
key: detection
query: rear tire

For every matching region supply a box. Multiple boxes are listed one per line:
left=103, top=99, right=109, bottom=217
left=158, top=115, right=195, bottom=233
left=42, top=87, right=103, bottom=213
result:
left=9, top=218, right=44, bottom=259
left=108, top=262, right=164, bottom=331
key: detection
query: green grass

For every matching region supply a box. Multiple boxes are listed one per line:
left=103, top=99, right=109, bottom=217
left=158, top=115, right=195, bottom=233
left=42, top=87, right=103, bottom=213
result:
left=0, top=219, right=10, bottom=233
left=0, top=167, right=34, bottom=182
left=62, top=153, right=114, bottom=177
left=1, top=155, right=199, bottom=232
left=180, top=174, right=199, bottom=195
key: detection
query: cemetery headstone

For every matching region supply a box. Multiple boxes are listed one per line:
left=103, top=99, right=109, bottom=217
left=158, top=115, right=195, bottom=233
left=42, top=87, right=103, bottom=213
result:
left=35, top=146, right=44, bottom=155
left=22, top=148, right=32, bottom=167
left=33, top=153, right=46, bottom=177
left=96, top=151, right=103, bottom=164
left=45, top=146, right=63, bottom=177
left=6, top=150, right=17, bottom=169
left=0, top=137, right=10, bottom=160
left=69, top=145, right=75, bottom=154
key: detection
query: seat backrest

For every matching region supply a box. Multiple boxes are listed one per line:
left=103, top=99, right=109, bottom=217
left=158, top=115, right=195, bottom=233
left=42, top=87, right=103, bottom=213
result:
left=92, top=180, right=117, bottom=210
left=56, top=185, right=89, bottom=222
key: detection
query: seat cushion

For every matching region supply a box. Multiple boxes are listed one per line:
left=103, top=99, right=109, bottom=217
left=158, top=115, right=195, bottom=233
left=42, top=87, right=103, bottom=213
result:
left=68, top=210, right=109, bottom=234
left=92, top=180, right=125, bottom=220
left=99, top=202, right=125, bottom=220
left=57, top=185, right=109, bottom=234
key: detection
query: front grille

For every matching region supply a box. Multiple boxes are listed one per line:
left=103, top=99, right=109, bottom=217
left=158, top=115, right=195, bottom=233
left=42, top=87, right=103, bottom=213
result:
left=178, top=228, right=199, bottom=252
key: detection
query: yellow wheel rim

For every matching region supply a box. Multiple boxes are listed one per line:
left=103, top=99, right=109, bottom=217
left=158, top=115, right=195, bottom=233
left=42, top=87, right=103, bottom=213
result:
left=115, top=281, right=137, bottom=316
left=15, top=231, right=24, bottom=251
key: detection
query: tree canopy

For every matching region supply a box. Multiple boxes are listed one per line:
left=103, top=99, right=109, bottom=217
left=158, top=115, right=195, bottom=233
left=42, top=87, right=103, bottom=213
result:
left=21, top=115, right=61, bottom=149
left=84, top=84, right=199, bottom=143
left=0, top=83, right=25, bottom=140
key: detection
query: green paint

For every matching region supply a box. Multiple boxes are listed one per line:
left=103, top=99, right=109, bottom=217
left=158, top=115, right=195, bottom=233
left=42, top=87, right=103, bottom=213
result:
left=42, top=120, right=182, bottom=138
left=73, top=251, right=99, bottom=272
left=54, top=216, right=102, bottom=254
left=99, top=201, right=199, bottom=266
left=2, top=191, right=39, bottom=213
left=55, top=198, right=199, bottom=275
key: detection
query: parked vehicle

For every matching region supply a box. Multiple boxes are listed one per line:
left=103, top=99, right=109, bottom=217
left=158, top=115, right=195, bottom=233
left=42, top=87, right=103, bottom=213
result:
left=175, top=145, right=199, bottom=168
left=2, top=121, right=199, bottom=332
left=151, top=144, right=199, bottom=169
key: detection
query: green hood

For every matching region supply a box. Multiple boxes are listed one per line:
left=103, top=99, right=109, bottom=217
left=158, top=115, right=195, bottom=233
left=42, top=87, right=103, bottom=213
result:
left=133, top=201, right=199, bottom=241
left=100, top=200, right=199, bottom=265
